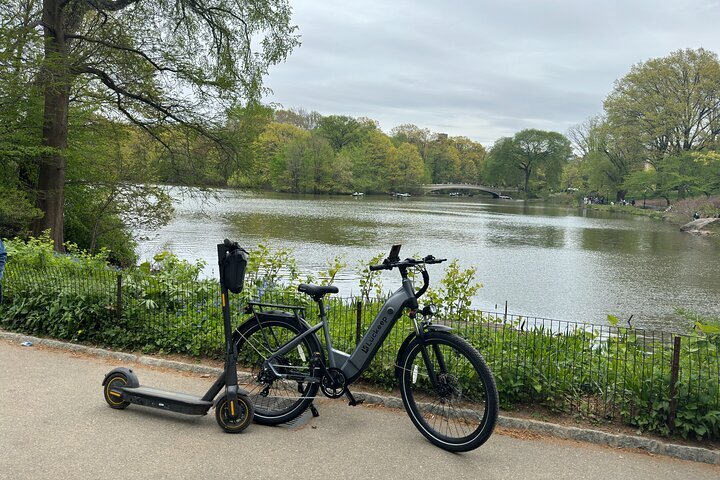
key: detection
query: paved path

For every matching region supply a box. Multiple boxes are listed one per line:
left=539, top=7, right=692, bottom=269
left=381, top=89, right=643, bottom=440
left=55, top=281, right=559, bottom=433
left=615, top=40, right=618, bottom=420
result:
left=0, top=339, right=718, bottom=480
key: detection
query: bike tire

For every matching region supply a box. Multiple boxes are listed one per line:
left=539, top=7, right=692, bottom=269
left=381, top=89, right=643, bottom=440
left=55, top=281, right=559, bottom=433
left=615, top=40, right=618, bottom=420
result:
left=233, top=316, right=321, bottom=425
left=398, top=331, right=498, bottom=452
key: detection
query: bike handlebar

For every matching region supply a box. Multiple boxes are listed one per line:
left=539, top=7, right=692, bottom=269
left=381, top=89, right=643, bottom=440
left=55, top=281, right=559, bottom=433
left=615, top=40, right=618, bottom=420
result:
left=369, top=254, right=447, bottom=298
left=369, top=255, right=447, bottom=271
left=369, top=263, right=391, bottom=271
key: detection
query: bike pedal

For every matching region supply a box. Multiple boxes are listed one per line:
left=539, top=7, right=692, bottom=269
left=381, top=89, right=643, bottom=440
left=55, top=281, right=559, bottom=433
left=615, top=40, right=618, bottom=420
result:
left=309, top=403, right=319, bottom=417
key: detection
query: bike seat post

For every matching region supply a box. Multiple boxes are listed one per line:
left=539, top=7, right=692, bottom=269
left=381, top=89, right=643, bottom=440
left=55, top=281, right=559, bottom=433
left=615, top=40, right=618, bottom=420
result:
left=315, top=295, right=336, bottom=368
left=315, top=295, right=327, bottom=320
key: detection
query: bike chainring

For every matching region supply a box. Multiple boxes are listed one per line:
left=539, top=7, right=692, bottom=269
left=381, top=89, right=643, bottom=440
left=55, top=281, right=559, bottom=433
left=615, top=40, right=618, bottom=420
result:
left=320, top=368, right=347, bottom=399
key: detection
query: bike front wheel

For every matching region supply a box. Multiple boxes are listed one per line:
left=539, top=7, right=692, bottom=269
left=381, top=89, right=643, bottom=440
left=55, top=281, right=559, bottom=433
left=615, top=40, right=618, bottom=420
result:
left=398, top=331, right=498, bottom=452
left=234, top=316, right=321, bottom=425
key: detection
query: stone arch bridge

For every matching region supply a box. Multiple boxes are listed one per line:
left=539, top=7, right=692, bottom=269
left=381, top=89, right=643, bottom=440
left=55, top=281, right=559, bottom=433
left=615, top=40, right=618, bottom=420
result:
left=418, top=183, right=519, bottom=198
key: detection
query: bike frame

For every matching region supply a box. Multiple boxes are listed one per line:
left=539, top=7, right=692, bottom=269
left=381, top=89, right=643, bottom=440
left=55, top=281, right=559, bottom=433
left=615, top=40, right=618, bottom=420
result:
left=262, top=268, right=430, bottom=386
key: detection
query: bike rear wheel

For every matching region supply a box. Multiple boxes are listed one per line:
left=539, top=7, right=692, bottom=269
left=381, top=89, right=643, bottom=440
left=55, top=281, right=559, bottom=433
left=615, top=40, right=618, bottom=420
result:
left=398, top=331, right=498, bottom=452
left=234, top=316, right=321, bottom=425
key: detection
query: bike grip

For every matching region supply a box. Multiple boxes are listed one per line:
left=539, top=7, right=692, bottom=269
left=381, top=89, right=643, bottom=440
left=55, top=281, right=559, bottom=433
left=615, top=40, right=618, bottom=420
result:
left=369, top=264, right=388, bottom=271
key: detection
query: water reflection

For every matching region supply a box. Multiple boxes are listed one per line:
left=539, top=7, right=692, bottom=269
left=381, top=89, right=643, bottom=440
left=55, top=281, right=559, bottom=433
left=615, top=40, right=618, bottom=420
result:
left=137, top=190, right=720, bottom=330
left=487, top=223, right=566, bottom=249
left=231, top=212, right=381, bottom=246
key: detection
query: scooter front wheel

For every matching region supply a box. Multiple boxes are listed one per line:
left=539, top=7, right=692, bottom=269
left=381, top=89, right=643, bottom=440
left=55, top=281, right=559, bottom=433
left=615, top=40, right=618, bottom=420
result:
left=215, top=395, right=254, bottom=433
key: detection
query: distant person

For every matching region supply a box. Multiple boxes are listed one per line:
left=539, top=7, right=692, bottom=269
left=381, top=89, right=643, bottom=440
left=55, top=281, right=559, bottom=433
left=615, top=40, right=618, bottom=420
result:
left=693, top=211, right=701, bottom=220
left=0, top=238, right=6, bottom=304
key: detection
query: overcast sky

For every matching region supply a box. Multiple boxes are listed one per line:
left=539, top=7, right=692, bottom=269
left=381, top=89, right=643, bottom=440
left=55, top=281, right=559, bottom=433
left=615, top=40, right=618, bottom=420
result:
left=262, top=0, right=720, bottom=146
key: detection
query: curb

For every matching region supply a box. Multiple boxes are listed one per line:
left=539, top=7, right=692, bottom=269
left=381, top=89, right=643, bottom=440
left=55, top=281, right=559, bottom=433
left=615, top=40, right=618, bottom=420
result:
left=2, top=331, right=718, bottom=465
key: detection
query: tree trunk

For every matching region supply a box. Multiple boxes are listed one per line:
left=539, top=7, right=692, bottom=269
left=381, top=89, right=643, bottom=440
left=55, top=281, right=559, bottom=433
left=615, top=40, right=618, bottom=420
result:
left=523, top=168, right=531, bottom=193
left=33, top=0, right=70, bottom=251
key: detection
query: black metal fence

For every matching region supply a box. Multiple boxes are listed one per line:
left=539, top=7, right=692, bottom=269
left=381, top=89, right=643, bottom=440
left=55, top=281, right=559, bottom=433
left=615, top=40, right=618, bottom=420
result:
left=2, top=264, right=718, bottom=439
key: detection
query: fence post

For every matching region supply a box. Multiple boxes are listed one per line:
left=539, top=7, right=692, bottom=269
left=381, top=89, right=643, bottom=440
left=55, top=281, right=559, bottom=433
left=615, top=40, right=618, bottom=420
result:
left=355, top=300, right=363, bottom=346
left=116, top=273, right=123, bottom=322
left=668, top=335, right=682, bottom=432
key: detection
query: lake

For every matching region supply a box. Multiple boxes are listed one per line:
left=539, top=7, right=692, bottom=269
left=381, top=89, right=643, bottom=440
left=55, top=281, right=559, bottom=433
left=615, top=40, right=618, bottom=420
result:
left=136, top=189, right=720, bottom=332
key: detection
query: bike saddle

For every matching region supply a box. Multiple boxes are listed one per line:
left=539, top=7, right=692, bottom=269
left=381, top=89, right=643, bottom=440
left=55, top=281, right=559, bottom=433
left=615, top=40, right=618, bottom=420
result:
left=297, top=284, right=339, bottom=299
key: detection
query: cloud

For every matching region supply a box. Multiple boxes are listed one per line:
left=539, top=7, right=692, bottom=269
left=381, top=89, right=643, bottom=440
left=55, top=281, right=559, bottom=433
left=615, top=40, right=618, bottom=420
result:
left=263, top=0, right=720, bottom=146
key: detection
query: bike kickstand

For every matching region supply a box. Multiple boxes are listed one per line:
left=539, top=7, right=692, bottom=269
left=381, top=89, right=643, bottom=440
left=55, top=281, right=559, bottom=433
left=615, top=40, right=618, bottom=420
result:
left=345, top=389, right=365, bottom=407
left=309, top=402, right=319, bottom=417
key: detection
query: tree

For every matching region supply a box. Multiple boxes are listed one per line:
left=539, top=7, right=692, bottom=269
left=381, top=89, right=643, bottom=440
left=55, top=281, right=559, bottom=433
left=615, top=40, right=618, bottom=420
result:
left=298, top=134, right=334, bottom=193
left=484, top=137, right=522, bottom=188
left=274, top=107, right=322, bottom=130
left=392, top=143, right=426, bottom=191
left=452, top=136, right=486, bottom=184
left=317, top=115, right=367, bottom=152
left=568, top=115, right=645, bottom=201
left=2, top=0, right=299, bottom=250
left=344, top=129, right=394, bottom=193
left=222, top=103, right=274, bottom=183
left=0, top=1, right=46, bottom=236
left=250, top=122, right=306, bottom=189
left=390, top=123, right=431, bottom=159
left=425, top=140, right=460, bottom=183
left=692, top=151, right=720, bottom=196
left=487, top=129, right=572, bottom=194
left=604, top=48, right=720, bottom=164
left=271, top=129, right=310, bottom=192
left=602, top=49, right=720, bottom=202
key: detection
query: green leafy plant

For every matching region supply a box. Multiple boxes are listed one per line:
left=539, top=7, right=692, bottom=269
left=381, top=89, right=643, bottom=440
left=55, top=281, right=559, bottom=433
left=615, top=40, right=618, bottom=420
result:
left=425, top=259, right=482, bottom=321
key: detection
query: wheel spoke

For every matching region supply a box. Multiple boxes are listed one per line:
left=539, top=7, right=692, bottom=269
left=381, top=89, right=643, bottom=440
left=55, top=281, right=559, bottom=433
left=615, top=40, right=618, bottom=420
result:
left=235, top=318, right=319, bottom=424
left=400, top=333, right=498, bottom=452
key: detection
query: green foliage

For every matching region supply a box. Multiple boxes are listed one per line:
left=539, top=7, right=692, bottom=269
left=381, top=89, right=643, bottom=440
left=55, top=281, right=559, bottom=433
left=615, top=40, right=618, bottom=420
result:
left=243, top=242, right=304, bottom=298
left=486, top=129, right=572, bottom=195
left=425, top=259, right=483, bottom=321
left=356, top=253, right=385, bottom=302
left=4, top=232, right=111, bottom=269
left=63, top=186, right=138, bottom=267
left=0, top=187, right=42, bottom=237
left=2, top=245, right=719, bottom=440
left=318, top=255, right=347, bottom=286
left=0, top=0, right=300, bottom=248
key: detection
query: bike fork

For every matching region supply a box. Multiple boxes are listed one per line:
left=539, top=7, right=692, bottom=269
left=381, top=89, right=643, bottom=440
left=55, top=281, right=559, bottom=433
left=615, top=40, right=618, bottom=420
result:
left=412, top=322, right=445, bottom=390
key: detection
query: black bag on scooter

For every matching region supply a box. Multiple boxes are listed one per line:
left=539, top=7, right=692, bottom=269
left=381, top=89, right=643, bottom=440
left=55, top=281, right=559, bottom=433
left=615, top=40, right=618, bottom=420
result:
left=222, top=248, right=248, bottom=294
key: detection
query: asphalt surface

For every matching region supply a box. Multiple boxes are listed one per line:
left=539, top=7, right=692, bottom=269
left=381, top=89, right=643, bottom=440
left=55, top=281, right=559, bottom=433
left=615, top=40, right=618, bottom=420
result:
left=1, top=339, right=718, bottom=480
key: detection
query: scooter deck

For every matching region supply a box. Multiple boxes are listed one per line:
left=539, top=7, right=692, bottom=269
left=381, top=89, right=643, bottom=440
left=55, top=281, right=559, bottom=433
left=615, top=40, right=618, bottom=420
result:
left=119, top=385, right=214, bottom=415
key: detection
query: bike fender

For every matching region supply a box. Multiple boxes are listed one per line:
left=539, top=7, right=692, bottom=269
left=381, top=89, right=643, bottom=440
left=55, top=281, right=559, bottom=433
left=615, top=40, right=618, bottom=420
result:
left=102, top=367, right=139, bottom=387
left=394, top=325, right=453, bottom=378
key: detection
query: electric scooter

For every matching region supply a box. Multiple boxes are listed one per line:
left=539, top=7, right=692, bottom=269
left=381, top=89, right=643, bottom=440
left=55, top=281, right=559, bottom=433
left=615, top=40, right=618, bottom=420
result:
left=101, top=239, right=254, bottom=433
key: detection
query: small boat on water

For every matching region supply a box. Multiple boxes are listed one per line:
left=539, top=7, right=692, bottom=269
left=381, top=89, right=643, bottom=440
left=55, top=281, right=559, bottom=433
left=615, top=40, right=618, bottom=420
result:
left=393, top=192, right=411, bottom=198
left=351, top=192, right=365, bottom=197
